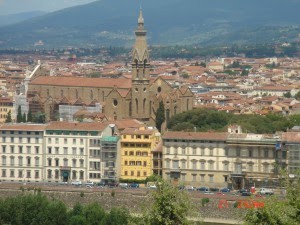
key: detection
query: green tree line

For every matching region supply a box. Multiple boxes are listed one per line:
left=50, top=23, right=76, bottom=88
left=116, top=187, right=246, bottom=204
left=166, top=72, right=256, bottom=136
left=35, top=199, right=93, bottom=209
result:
left=167, top=108, right=300, bottom=134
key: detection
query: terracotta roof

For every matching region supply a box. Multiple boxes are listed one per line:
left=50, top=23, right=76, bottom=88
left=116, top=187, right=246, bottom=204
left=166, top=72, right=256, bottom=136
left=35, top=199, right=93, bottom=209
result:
left=282, top=132, right=300, bottom=143
left=46, top=121, right=109, bottom=131
left=121, top=127, right=156, bottom=135
left=113, top=119, right=145, bottom=130
left=30, top=76, right=132, bottom=89
left=163, top=131, right=228, bottom=141
left=0, top=124, right=47, bottom=131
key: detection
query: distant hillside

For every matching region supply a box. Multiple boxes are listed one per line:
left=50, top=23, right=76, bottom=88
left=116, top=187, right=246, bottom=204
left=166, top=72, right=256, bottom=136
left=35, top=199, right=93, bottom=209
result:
left=0, top=0, right=299, bottom=49
left=0, top=11, right=46, bottom=27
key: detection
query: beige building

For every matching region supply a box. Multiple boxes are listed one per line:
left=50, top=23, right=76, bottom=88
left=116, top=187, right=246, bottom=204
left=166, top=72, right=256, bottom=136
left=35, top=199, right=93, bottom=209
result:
left=162, top=128, right=280, bottom=189
left=27, top=10, right=194, bottom=125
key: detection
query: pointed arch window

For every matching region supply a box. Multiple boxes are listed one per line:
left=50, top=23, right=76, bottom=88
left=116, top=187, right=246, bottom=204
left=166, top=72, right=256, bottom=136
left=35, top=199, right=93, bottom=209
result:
left=135, top=98, right=139, bottom=114
left=143, top=98, right=146, bottom=114
left=75, top=89, right=78, bottom=99
left=129, top=101, right=132, bottom=117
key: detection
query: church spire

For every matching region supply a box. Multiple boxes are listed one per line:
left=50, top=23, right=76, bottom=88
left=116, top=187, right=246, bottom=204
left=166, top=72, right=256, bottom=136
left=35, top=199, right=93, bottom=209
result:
left=132, top=8, right=150, bottom=80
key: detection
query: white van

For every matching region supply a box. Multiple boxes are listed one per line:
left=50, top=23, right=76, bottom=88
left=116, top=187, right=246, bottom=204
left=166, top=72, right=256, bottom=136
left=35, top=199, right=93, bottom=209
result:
left=119, top=183, right=128, bottom=189
left=259, top=188, right=274, bottom=195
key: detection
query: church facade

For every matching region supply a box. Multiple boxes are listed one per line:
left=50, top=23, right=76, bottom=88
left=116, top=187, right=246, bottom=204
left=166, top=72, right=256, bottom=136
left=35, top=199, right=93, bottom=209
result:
left=27, top=10, right=194, bottom=125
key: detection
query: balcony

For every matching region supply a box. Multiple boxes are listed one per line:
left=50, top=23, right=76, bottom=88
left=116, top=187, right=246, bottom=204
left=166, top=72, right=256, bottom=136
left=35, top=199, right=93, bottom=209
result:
left=230, top=171, right=246, bottom=177
left=60, top=166, right=71, bottom=171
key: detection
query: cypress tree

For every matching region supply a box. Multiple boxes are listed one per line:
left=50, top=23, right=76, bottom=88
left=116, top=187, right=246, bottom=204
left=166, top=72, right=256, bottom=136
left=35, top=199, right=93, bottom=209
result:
left=27, top=109, right=33, bottom=122
left=155, top=100, right=165, bottom=133
left=17, top=105, right=22, bottom=123
left=22, top=113, right=26, bottom=122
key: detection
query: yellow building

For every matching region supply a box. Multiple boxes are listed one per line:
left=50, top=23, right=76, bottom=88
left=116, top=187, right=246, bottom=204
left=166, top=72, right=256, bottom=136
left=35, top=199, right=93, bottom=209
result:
left=120, top=126, right=160, bottom=180
left=0, top=97, right=13, bottom=123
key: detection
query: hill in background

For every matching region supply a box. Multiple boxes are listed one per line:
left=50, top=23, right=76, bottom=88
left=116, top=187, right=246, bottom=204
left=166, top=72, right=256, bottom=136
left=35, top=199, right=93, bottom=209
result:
left=0, top=0, right=299, bottom=49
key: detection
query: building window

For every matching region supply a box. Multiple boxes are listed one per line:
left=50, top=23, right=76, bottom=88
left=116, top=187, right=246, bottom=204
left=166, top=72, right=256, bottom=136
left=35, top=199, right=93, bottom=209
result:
left=174, top=147, right=178, bottom=155
left=18, top=156, right=23, bottom=166
left=192, top=174, right=196, bottom=182
left=209, top=162, right=214, bottom=170
left=224, top=175, right=228, bottom=182
left=18, top=146, right=23, bottom=153
left=200, top=162, right=205, bottom=170
left=35, top=146, right=39, bottom=154
left=2, top=145, right=6, bottom=153
left=26, top=170, right=31, bottom=178
left=48, top=138, right=51, bottom=144
left=27, top=157, right=31, bottom=166
left=10, top=146, right=14, bottom=153
left=166, top=161, right=170, bottom=168
left=80, top=159, right=84, bottom=168
left=55, top=138, right=59, bottom=144
left=201, top=148, right=205, bottom=156
left=209, top=175, right=214, bottom=183
left=2, top=169, right=6, bottom=177
left=48, top=158, right=52, bottom=166
left=124, top=171, right=128, bottom=176
left=35, top=170, right=39, bottom=179
left=72, top=147, right=76, bottom=155
left=80, top=139, right=83, bottom=145
left=209, top=148, right=213, bottom=156
left=73, top=139, right=76, bottom=145
left=264, top=149, right=269, bottom=158
left=10, top=169, right=14, bottom=178
left=181, top=161, right=186, bottom=169
left=182, top=147, right=186, bottom=155
left=47, top=170, right=52, bottom=179
left=1, top=156, right=6, bottom=166
left=72, top=171, right=77, bottom=180
left=55, top=170, right=59, bottom=179
left=193, top=147, right=196, bottom=155
left=263, top=164, right=269, bottom=173
left=173, top=160, right=179, bottom=169
left=55, top=147, right=59, bottom=154
left=26, top=146, right=31, bottom=154
left=63, top=159, right=68, bottom=167
left=27, top=137, right=31, bottom=143
left=18, top=170, right=23, bottom=178
left=137, top=171, right=140, bottom=177
left=223, top=163, right=229, bottom=171
left=79, top=171, right=84, bottom=179
left=10, top=156, right=15, bottom=166
left=64, top=138, right=67, bottom=144
left=63, top=147, right=68, bottom=155
left=48, top=147, right=52, bottom=154
left=35, top=157, right=39, bottom=166
left=200, top=174, right=205, bottom=182
left=80, top=148, right=84, bottom=155
left=192, top=161, right=197, bottom=170
left=248, top=163, right=253, bottom=172
left=166, top=147, right=170, bottom=154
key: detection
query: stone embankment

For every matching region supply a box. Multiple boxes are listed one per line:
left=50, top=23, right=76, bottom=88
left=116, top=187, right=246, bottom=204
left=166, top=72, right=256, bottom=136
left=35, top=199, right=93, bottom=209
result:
left=0, top=184, right=245, bottom=224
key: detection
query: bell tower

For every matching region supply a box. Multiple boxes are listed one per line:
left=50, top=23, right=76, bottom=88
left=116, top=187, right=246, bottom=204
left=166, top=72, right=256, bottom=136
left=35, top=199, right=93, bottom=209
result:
left=131, top=9, right=150, bottom=121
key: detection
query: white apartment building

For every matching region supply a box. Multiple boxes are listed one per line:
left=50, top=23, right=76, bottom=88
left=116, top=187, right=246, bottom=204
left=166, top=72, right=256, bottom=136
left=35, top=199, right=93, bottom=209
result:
left=0, top=122, right=114, bottom=184
left=0, top=124, right=46, bottom=182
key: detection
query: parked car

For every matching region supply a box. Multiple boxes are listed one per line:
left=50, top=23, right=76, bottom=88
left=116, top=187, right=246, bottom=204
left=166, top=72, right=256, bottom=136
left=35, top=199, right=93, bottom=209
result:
left=148, top=184, right=157, bottom=189
left=220, top=187, right=231, bottom=193
left=86, top=181, right=94, bottom=186
left=185, top=185, right=195, bottom=191
left=71, top=180, right=82, bottom=186
left=259, top=188, right=274, bottom=195
left=210, top=187, right=220, bottom=192
left=129, top=183, right=139, bottom=188
left=119, top=183, right=128, bottom=189
left=241, top=191, right=251, bottom=196
left=197, top=187, right=209, bottom=192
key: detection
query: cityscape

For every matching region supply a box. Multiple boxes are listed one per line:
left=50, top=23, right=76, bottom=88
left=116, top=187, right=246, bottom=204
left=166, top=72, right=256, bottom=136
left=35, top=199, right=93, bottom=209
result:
left=0, top=1, right=299, bottom=225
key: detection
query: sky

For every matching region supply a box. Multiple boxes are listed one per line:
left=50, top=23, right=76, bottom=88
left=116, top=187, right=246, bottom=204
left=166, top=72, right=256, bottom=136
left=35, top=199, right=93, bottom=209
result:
left=0, top=0, right=96, bottom=15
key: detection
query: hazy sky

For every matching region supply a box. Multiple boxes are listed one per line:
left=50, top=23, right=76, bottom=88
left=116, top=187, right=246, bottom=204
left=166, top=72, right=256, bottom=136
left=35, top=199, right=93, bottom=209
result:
left=0, top=0, right=96, bottom=15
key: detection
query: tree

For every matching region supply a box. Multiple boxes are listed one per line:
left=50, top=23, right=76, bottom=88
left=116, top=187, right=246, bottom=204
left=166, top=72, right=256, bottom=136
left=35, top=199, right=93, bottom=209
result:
left=142, top=180, right=192, bottom=225
left=17, top=105, right=22, bottom=123
left=155, top=101, right=165, bottom=133
left=22, top=113, right=27, bottom=122
left=283, top=92, right=292, bottom=98
left=27, top=109, right=33, bottom=122
left=199, top=62, right=206, bottom=67
left=294, top=91, right=300, bottom=100
left=5, top=110, right=12, bottom=123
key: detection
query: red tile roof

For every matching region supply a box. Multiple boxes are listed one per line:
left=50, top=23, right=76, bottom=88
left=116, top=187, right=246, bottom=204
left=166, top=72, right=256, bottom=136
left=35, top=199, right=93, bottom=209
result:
left=163, top=131, right=228, bottom=141
left=30, top=76, right=132, bottom=89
